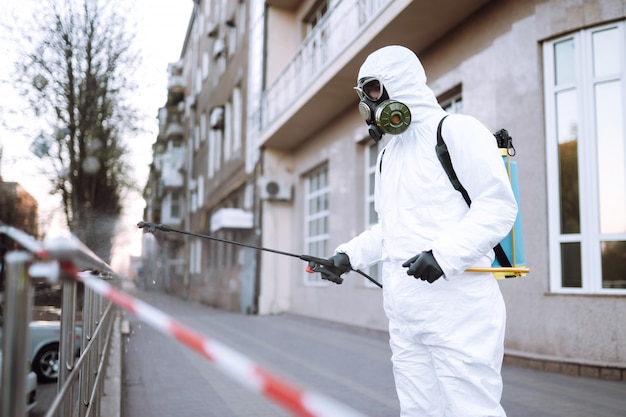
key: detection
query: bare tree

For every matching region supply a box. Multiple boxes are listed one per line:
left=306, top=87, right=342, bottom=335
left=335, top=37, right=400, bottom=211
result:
left=13, top=0, right=141, bottom=261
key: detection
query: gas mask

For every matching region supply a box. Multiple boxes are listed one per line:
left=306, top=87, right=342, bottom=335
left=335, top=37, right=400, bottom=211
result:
left=354, top=77, right=411, bottom=142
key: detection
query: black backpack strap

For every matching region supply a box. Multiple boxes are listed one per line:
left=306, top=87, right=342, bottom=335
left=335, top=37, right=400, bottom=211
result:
left=435, top=116, right=512, bottom=268
left=493, top=244, right=511, bottom=268
left=435, top=116, right=471, bottom=206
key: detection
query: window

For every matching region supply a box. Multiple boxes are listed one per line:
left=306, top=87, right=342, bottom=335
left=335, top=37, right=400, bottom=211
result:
left=202, top=52, right=209, bottom=81
left=303, top=0, right=330, bottom=72
left=439, top=84, right=463, bottom=114
left=200, top=112, right=207, bottom=143
left=227, top=15, right=237, bottom=55
left=543, top=22, right=626, bottom=293
left=190, top=239, right=202, bottom=274
left=197, top=175, right=204, bottom=207
left=170, top=191, right=181, bottom=219
left=208, top=127, right=216, bottom=178
left=224, top=101, right=232, bottom=161
left=364, top=140, right=382, bottom=287
left=237, top=0, right=246, bottom=37
left=232, top=87, right=242, bottom=154
left=194, top=124, right=200, bottom=150
left=304, top=0, right=329, bottom=34
left=304, top=164, right=330, bottom=285
left=208, top=107, right=224, bottom=177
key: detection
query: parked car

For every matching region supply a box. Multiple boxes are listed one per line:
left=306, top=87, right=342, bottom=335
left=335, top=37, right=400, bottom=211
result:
left=0, top=305, right=82, bottom=382
left=0, top=350, right=38, bottom=413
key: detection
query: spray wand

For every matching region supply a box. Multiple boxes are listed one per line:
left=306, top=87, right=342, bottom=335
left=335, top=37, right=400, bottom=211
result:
left=137, top=221, right=382, bottom=288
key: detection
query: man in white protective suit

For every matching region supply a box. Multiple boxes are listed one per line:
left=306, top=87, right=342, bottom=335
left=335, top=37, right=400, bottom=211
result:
left=308, top=45, right=518, bottom=416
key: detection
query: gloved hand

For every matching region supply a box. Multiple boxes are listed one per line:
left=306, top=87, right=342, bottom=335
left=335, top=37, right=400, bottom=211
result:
left=306, top=253, right=352, bottom=284
left=402, top=250, right=444, bottom=283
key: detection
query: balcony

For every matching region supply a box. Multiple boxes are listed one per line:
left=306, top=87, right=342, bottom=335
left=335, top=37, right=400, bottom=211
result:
left=210, top=208, right=254, bottom=232
left=256, top=0, right=491, bottom=150
left=157, top=144, right=185, bottom=189
left=167, top=75, right=185, bottom=93
left=165, top=122, right=185, bottom=138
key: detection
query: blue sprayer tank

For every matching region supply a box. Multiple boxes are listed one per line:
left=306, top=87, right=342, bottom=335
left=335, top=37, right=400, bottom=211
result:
left=492, top=130, right=527, bottom=279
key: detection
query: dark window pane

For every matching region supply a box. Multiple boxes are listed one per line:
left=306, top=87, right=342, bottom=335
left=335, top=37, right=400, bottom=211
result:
left=561, top=242, right=582, bottom=287
left=601, top=241, right=626, bottom=289
left=556, top=90, right=580, bottom=234
left=558, top=140, right=581, bottom=234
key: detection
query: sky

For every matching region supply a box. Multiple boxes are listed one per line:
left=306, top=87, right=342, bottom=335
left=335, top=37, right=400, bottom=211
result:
left=0, top=0, right=194, bottom=272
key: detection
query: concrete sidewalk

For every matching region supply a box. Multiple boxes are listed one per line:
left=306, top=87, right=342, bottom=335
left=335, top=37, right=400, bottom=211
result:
left=115, top=287, right=626, bottom=417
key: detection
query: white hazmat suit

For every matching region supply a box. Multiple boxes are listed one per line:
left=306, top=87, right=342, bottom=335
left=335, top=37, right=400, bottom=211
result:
left=335, top=46, right=518, bottom=416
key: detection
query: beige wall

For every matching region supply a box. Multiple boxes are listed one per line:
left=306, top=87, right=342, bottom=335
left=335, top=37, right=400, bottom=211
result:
left=258, top=149, right=295, bottom=314
left=265, top=8, right=299, bottom=86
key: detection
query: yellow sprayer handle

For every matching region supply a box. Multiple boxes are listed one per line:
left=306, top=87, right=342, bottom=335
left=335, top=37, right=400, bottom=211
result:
left=466, top=267, right=530, bottom=279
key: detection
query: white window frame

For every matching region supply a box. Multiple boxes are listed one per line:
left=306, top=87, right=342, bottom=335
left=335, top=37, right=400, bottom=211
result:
left=232, top=87, right=242, bottom=154
left=208, top=128, right=216, bottom=178
left=200, top=112, right=207, bottom=143
left=197, top=175, right=204, bottom=207
left=224, top=101, right=232, bottom=161
left=202, top=51, right=209, bottom=81
left=215, top=126, right=223, bottom=171
left=442, top=94, right=463, bottom=114
left=304, top=164, right=330, bottom=286
left=439, top=84, right=463, bottom=114
left=543, top=22, right=626, bottom=295
left=190, top=239, right=202, bottom=275
left=170, top=191, right=181, bottom=220
left=194, top=124, right=200, bottom=150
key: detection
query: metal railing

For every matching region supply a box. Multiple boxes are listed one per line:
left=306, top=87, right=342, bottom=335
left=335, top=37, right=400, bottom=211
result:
left=0, top=223, right=118, bottom=417
left=1, top=222, right=370, bottom=417
left=254, top=0, right=393, bottom=135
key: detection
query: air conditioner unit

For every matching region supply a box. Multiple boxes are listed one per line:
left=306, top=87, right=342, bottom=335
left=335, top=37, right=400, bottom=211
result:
left=259, top=178, right=292, bottom=201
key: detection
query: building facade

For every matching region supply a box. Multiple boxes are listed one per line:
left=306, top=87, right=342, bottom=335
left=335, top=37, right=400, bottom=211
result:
left=144, top=0, right=259, bottom=312
left=252, top=0, right=626, bottom=376
left=142, top=60, right=188, bottom=293
left=144, top=0, right=626, bottom=377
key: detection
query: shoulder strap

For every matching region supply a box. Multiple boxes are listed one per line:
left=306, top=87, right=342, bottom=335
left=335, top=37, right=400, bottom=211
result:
left=435, top=116, right=471, bottom=206
left=435, top=116, right=512, bottom=268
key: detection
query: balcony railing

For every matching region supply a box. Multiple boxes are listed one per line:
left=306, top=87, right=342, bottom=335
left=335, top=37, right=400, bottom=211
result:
left=167, top=75, right=185, bottom=92
left=0, top=223, right=118, bottom=417
left=257, top=0, right=393, bottom=135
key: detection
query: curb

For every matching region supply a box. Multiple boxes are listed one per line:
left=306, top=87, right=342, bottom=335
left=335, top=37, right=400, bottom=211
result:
left=100, top=312, right=127, bottom=417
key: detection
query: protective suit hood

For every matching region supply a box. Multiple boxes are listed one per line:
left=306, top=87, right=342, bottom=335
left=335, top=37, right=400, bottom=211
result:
left=358, top=45, right=441, bottom=124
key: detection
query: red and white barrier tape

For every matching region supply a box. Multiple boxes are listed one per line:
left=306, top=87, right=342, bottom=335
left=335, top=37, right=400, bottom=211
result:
left=0, top=227, right=369, bottom=416
left=58, top=261, right=368, bottom=417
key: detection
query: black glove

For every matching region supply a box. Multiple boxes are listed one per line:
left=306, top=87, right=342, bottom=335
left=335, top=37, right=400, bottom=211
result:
left=306, top=253, right=352, bottom=284
left=402, top=250, right=444, bottom=283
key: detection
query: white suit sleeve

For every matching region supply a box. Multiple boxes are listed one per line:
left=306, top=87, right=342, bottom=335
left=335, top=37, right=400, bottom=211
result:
left=335, top=223, right=384, bottom=270
left=430, top=115, right=518, bottom=277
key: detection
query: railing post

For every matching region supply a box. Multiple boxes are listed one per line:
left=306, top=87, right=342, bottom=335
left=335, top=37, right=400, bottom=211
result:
left=1, top=251, right=33, bottom=417
left=79, top=285, right=93, bottom=417
left=92, top=286, right=102, bottom=417
left=58, top=273, right=77, bottom=417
